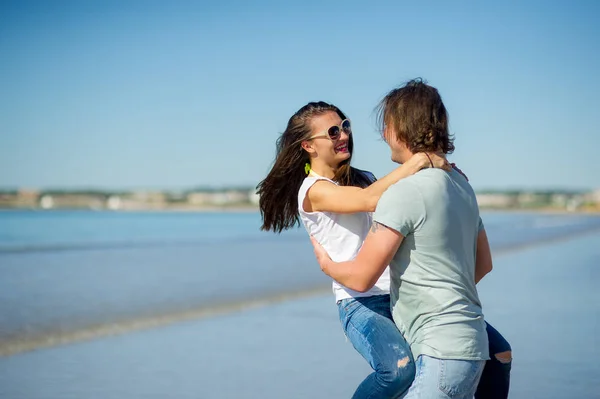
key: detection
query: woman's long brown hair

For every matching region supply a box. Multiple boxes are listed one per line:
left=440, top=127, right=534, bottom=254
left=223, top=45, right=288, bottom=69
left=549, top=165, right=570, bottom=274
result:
left=257, top=101, right=372, bottom=233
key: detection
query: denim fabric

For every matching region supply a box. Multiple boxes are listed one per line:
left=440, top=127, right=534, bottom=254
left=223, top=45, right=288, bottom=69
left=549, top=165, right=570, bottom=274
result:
left=403, top=355, right=485, bottom=399
left=338, top=295, right=415, bottom=399
left=475, top=322, right=512, bottom=399
left=338, top=295, right=511, bottom=398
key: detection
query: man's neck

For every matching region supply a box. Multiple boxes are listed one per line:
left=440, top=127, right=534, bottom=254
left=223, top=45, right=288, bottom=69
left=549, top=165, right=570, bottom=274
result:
left=400, top=149, right=415, bottom=164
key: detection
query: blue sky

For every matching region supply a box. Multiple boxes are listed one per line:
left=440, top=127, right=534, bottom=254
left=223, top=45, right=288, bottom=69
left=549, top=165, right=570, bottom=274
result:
left=1, top=0, right=599, bottom=191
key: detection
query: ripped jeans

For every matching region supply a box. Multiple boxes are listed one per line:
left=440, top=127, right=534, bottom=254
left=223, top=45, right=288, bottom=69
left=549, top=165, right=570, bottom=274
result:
left=338, top=295, right=415, bottom=399
left=338, top=294, right=511, bottom=399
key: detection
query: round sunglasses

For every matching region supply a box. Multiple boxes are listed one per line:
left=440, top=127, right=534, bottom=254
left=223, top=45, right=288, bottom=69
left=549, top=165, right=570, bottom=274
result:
left=309, top=119, right=352, bottom=141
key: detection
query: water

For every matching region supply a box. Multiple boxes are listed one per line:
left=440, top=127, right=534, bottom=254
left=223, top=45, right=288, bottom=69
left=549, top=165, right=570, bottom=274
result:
left=1, top=210, right=600, bottom=398
left=1, top=209, right=599, bottom=253
left=0, top=211, right=320, bottom=347
left=0, top=211, right=287, bottom=252
left=477, top=232, right=600, bottom=398
left=1, top=210, right=600, bottom=349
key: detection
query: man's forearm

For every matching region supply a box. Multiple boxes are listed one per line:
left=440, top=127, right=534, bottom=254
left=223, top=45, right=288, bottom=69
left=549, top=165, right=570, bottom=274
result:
left=323, top=259, right=377, bottom=293
left=311, top=224, right=400, bottom=294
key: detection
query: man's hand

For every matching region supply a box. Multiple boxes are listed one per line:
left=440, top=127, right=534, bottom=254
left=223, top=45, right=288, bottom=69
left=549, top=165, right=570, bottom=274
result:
left=410, top=152, right=451, bottom=171
left=427, top=152, right=452, bottom=171
left=310, top=236, right=332, bottom=276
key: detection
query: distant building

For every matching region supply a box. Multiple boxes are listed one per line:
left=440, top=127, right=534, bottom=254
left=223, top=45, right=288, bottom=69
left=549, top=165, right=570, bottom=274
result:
left=187, top=189, right=251, bottom=206
left=248, top=191, right=260, bottom=205
left=550, top=194, right=569, bottom=207
left=127, top=191, right=166, bottom=204
left=106, top=196, right=122, bottom=210
left=593, top=189, right=600, bottom=204
left=476, top=193, right=516, bottom=208
left=517, top=192, right=545, bottom=206
left=39, top=195, right=54, bottom=209
left=17, top=189, right=40, bottom=208
left=0, top=191, right=18, bottom=208
left=39, top=194, right=105, bottom=209
left=187, top=192, right=212, bottom=205
left=223, top=190, right=249, bottom=204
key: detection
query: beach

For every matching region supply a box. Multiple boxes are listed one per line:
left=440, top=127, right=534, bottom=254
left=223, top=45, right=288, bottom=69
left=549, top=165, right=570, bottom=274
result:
left=1, top=211, right=599, bottom=398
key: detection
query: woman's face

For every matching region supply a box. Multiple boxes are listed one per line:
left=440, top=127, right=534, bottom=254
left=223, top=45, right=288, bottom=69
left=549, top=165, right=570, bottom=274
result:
left=306, top=111, right=351, bottom=167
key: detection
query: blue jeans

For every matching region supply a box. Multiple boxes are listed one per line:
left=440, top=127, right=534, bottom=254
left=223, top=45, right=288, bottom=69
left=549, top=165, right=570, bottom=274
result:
left=403, top=355, right=485, bottom=399
left=338, top=295, right=415, bottom=399
left=338, top=295, right=511, bottom=399
left=475, top=323, right=512, bottom=399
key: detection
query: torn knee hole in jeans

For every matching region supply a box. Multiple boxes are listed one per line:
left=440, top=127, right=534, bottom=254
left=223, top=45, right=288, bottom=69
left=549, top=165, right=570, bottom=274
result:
left=494, top=350, right=512, bottom=364
left=397, top=356, right=410, bottom=368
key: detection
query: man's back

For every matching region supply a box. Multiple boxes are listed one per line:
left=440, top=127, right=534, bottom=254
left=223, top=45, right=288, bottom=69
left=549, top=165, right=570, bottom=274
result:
left=373, top=168, right=489, bottom=361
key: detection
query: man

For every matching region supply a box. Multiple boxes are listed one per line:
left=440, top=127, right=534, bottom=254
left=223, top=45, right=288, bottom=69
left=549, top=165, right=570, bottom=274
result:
left=311, top=79, right=493, bottom=398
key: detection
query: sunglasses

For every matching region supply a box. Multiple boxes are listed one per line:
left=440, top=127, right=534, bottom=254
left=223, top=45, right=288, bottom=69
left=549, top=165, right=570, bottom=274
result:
left=309, top=119, right=352, bottom=141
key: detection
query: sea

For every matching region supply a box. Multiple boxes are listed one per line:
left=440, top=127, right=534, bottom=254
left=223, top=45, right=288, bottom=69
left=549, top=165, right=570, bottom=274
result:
left=0, top=210, right=599, bottom=398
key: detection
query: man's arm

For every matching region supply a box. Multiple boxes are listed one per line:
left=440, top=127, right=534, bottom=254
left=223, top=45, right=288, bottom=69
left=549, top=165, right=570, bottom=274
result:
left=475, top=229, right=493, bottom=284
left=311, top=222, right=404, bottom=292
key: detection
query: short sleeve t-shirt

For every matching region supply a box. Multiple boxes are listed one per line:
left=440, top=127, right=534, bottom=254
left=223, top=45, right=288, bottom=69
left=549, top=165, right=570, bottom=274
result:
left=373, top=168, right=489, bottom=361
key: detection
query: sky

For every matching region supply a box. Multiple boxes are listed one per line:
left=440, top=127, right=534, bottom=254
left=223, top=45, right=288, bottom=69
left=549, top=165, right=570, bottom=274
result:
left=1, top=0, right=599, bottom=191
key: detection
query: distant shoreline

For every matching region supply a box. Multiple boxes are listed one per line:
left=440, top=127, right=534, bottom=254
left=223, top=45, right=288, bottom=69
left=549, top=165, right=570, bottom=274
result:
left=0, top=208, right=261, bottom=214
left=1, top=206, right=599, bottom=215
left=480, top=207, right=600, bottom=215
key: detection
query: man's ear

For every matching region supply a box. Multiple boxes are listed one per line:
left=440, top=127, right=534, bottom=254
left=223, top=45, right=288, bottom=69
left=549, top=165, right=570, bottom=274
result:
left=301, top=140, right=315, bottom=153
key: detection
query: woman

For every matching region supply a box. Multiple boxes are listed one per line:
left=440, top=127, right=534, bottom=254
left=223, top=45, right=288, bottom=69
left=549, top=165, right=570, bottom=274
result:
left=257, top=101, right=511, bottom=398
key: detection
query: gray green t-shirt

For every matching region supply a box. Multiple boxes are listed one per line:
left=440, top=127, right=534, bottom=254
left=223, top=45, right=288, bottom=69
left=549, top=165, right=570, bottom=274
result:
left=373, top=168, right=489, bottom=361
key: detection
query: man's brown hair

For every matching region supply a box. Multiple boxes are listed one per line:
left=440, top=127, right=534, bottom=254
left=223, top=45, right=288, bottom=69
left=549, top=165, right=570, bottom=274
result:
left=377, top=78, right=455, bottom=154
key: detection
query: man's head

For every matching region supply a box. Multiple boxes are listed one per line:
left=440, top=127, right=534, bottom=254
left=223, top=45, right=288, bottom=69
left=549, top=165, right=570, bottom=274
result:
left=377, top=78, right=455, bottom=164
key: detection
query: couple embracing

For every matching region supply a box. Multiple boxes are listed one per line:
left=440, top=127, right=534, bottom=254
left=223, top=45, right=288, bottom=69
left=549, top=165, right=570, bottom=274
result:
left=258, top=79, right=511, bottom=399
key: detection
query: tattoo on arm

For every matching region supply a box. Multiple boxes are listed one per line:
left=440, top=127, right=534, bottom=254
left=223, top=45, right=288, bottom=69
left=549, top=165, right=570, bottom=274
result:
left=370, top=221, right=384, bottom=234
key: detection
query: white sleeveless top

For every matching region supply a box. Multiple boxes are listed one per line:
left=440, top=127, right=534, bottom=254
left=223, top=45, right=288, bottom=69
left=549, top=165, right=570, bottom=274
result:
left=297, top=173, right=391, bottom=302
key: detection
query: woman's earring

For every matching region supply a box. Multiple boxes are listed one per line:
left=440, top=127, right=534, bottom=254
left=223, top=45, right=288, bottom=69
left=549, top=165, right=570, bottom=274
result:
left=305, top=163, right=311, bottom=175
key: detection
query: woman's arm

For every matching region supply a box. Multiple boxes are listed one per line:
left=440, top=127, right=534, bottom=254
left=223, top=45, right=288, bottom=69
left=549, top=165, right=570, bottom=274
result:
left=305, top=153, right=448, bottom=214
